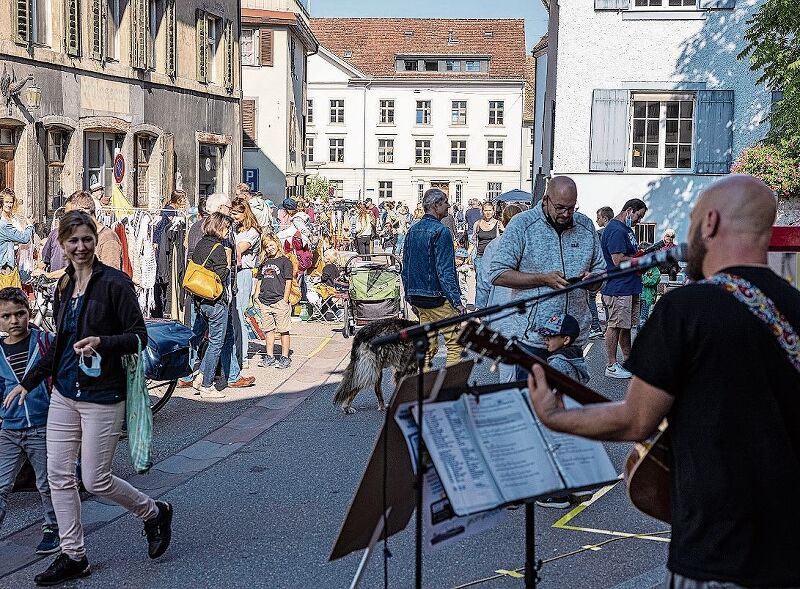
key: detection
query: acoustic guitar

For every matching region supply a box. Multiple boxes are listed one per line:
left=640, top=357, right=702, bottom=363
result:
left=457, top=320, right=672, bottom=523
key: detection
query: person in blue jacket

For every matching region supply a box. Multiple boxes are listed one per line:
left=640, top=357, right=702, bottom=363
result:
left=0, top=287, right=59, bottom=555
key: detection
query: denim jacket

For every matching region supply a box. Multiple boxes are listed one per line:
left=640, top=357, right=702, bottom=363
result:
left=0, top=328, right=54, bottom=429
left=0, top=218, right=34, bottom=268
left=401, top=214, right=461, bottom=309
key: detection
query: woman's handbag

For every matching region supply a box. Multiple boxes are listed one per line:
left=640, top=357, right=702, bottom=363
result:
left=124, top=337, right=153, bottom=474
left=182, top=243, right=223, bottom=300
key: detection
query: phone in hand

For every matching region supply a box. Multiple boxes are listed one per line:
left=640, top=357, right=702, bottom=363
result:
left=566, top=276, right=583, bottom=284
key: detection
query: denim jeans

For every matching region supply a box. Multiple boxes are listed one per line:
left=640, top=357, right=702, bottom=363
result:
left=0, top=427, right=57, bottom=528
left=474, top=255, right=490, bottom=309
left=221, top=305, right=242, bottom=384
left=639, top=300, right=651, bottom=326
left=179, top=304, right=206, bottom=384
left=588, top=291, right=602, bottom=332
left=236, top=269, right=253, bottom=363
left=198, top=300, right=229, bottom=387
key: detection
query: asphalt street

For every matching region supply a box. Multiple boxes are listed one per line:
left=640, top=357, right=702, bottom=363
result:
left=1, top=317, right=670, bottom=589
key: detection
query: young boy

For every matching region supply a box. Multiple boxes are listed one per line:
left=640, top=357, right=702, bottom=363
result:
left=0, top=287, right=59, bottom=554
left=534, top=312, right=591, bottom=509
left=455, top=248, right=471, bottom=308
left=256, top=237, right=293, bottom=369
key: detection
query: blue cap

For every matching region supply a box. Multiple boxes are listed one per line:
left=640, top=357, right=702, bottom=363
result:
left=282, top=197, right=298, bottom=210
left=536, top=313, right=580, bottom=340
left=455, top=248, right=469, bottom=258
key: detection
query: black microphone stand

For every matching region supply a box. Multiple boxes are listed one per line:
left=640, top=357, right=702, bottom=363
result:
left=373, top=259, right=672, bottom=589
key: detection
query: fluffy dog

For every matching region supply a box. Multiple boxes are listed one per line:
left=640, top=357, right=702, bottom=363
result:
left=334, top=318, right=417, bottom=414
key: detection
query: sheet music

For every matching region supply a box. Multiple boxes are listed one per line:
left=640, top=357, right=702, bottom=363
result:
left=395, top=401, right=421, bottom=474
left=463, top=391, right=563, bottom=504
left=525, top=395, right=619, bottom=489
left=414, top=402, right=503, bottom=515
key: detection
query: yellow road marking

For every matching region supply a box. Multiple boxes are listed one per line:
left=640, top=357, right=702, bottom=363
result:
left=494, top=570, right=524, bottom=579
left=551, top=482, right=671, bottom=543
left=307, top=337, right=332, bottom=359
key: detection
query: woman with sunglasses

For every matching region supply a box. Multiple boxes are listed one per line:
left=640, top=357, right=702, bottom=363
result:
left=3, top=209, right=173, bottom=586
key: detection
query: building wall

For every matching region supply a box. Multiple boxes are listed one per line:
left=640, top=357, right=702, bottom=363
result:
left=306, top=50, right=525, bottom=208
left=546, top=0, right=769, bottom=237
left=0, top=0, right=241, bottom=218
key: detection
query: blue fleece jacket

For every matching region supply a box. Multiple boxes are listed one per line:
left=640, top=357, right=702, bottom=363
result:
left=0, top=328, right=53, bottom=430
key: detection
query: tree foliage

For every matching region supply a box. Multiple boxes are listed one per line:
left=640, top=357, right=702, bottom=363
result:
left=740, top=0, right=800, bottom=158
left=731, top=144, right=800, bottom=199
left=305, top=175, right=330, bottom=202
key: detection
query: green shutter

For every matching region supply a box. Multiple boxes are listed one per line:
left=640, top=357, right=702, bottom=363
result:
left=166, top=0, right=177, bottom=77
left=130, top=0, right=149, bottom=69
left=224, top=20, right=234, bottom=92
left=90, top=0, right=104, bottom=61
left=64, top=0, right=81, bottom=57
left=196, top=10, right=209, bottom=83
left=15, top=0, right=30, bottom=46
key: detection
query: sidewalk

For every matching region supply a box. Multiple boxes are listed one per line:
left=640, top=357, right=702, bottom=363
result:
left=0, top=319, right=353, bottom=585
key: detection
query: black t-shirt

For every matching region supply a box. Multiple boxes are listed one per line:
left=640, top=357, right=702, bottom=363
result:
left=320, top=263, right=341, bottom=288
left=1, top=333, right=31, bottom=381
left=257, top=256, right=293, bottom=305
left=626, top=266, right=800, bottom=586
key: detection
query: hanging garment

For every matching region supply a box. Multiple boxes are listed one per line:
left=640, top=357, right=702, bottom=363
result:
left=115, top=222, right=133, bottom=278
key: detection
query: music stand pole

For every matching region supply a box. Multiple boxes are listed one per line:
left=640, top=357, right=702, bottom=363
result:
left=413, top=336, right=428, bottom=589
left=525, top=502, right=541, bottom=588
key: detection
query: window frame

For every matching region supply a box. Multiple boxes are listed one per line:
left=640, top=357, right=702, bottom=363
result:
left=487, top=182, right=502, bottom=199
left=84, top=132, right=124, bottom=196
left=465, top=60, right=481, bottom=72
left=329, top=137, right=345, bottom=162
left=628, top=93, right=696, bottom=172
left=306, top=136, right=314, bottom=162
left=450, top=139, right=467, bottom=165
left=415, top=100, right=432, bottom=125
left=488, top=100, right=505, bottom=126
left=307, top=99, right=314, bottom=124
left=46, top=128, right=68, bottom=215
left=329, top=99, right=345, bottom=124
left=377, top=138, right=394, bottom=164
left=379, top=99, right=395, bottom=125
left=632, top=0, right=698, bottom=9
left=445, top=60, right=461, bottom=72
left=378, top=180, right=393, bottom=200
left=451, top=100, right=467, bottom=126
left=404, top=60, right=418, bottom=71
left=487, top=140, right=504, bottom=166
left=414, top=139, right=431, bottom=165
left=241, top=27, right=258, bottom=66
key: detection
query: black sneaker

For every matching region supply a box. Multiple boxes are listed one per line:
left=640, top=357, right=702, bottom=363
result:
left=143, top=501, right=173, bottom=559
left=34, top=553, right=90, bottom=586
left=35, top=525, right=61, bottom=555
left=535, top=495, right=571, bottom=509
left=275, top=355, right=291, bottom=369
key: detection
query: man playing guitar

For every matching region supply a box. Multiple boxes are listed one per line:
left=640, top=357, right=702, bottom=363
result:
left=527, top=175, right=800, bottom=589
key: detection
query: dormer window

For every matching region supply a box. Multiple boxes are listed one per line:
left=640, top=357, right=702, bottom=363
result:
left=447, top=31, right=458, bottom=45
left=404, top=60, right=418, bottom=71
left=343, top=50, right=352, bottom=58
left=425, top=61, right=438, bottom=72
left=484, top=31, right=493, bottom=38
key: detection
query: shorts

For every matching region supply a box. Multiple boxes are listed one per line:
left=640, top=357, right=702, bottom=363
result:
left=602, top=294, right=640, bottom=330
left=258, top=300, right=291, bottom=334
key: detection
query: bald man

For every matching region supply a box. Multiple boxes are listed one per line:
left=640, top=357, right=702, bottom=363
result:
left=528, top=175, right=800, bottom=588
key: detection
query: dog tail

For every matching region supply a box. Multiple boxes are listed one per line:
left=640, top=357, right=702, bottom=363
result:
left=333, top=341, right=380, bottom=408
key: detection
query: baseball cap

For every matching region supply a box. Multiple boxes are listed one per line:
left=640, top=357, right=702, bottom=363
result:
left=282, top=197, right=298, bottom=210
left=455, top=248, right=469, bottom=258
left=536, top=313, right=580, bottom=340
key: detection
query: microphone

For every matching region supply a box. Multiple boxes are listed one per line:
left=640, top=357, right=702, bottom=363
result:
left=617, top=243, right=687, bottom=271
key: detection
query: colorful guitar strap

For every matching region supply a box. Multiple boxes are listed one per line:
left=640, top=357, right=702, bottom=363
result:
left=702, top=273, right=800, bottom=374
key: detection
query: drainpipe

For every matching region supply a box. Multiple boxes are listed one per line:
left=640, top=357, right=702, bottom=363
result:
left=361, top=82, right=370, bottom=201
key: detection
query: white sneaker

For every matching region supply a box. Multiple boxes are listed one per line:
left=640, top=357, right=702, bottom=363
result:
left=605, top=363, right=632, bottom=379
left=198, top=385, right=226, bottom=399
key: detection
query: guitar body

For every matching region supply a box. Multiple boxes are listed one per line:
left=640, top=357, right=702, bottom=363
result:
left=624, top=429, right=672, bottom=523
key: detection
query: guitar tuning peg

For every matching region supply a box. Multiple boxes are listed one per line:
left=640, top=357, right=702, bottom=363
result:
left=490, top=359, right=499, bottom=373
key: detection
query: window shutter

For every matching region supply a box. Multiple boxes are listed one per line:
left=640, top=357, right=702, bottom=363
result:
left=699, top=0, right=735, bottom=8
left=259, top=28, right=273, bottom=67
left=166, top=0, right=177, bottom=77
left=242, top=99, right=257, bottom=147
left=196, top=10, right=209, bottom=83
left=90, top=0, right=103, bottom=61
left=594, top=0, right=630, bottom=9
left=130, top=0, right=148, bottom=69
left=589, top=89, right=629, bottom=172
left=15, top=0, right=30, bottom=46
left=695, top=90, right=734, bottom=174
left=224, top=20, right=234, bottom=92
left=64, top=0, right=81, bottom=57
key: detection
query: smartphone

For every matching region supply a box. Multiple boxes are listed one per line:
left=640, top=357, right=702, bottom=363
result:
left=566, top=276, right=583, bottom=284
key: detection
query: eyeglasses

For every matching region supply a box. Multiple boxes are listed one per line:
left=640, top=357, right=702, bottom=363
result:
left=546, top=198, right=578, bottom=214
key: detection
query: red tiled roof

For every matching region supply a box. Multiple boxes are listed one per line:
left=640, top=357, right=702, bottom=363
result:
left=309, top=18, right=526, bottom=80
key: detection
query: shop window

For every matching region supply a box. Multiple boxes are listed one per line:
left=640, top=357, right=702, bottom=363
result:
left=199, top=143, right=224, bottom=197
left=135, top=134, right=155, bottom=208
left=84, top=132, right=123, bottom=196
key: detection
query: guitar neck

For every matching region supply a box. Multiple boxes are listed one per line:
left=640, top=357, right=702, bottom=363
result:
left=504, top=347, right=610, bottom=406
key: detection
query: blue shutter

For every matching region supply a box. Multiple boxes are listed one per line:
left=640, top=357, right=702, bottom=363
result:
left=595, top=0, right=630, bottom=8
left=589, top=89, right=629, bottom=172
left=695, top=90, right=734, bottom=174
left=699, top=0, right=736, bottom=8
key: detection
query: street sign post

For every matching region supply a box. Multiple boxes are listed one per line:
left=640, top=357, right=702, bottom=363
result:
left=113, top=154, right=125, bottom=184
left=243, top=168, right=259, bottom=192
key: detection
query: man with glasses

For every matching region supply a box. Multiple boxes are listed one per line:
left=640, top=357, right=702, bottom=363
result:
left=600, top=198, right=648, bottom=379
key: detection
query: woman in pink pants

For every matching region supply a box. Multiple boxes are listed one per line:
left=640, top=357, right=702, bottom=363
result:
left=5, top=207, right=174, bottom=586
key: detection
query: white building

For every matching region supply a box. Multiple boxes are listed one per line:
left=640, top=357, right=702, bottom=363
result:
left=240, top=0, right=318, bottom=201
left=538, top=0, right=773, bottom=239
left=305, top=18, right=527, bottom=209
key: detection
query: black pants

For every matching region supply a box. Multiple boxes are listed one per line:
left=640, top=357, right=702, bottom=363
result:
left=355, top=237, right=371, bottom=254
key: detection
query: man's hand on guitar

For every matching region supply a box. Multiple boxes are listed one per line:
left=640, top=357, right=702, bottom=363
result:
left=527, top=364, right=565, bottom=426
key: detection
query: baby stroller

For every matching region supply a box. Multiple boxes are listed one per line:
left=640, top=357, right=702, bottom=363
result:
left=341, top=254, right=405, bottom=338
